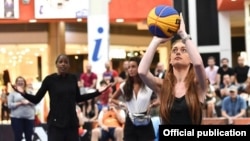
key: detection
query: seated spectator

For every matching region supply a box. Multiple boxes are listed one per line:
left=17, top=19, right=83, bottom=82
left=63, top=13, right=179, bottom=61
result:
left=76, top=104, right=87, bottom=138
left=91, top=103, right=125, bottom=141
left=221, top=85, right=247, bottom=124
left=237, top=85, right=250, bottom=117
left=219, top=74, right=233, bottom=99
left=149, top=94, right=160, bottom=141
left=205, top=80, right=217, bottom=117
left=81, top=98, right=99, bottom=140
left=215, top=74, right=233, bottom=117
left=103, top=61, right=119, bottom=93
left=76, top=104, right=84, bottom=126
left=1, top=87, right=10, bottom=121
left=96, top=80, right=113, bottom=112
left=239, top=78, right=250, bottom=117
left=233, top=56, right=249, bottom=90
left=119, top=60, right=129, bottom=81
left=244, top=78, right=250, bottom=94
left=82, top=98, right=99, bottom=122
left=80, top=63, right=98, bottom=89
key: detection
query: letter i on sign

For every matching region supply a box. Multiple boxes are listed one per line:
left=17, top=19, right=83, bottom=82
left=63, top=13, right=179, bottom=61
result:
left=92, top=27, right=103, bottom=62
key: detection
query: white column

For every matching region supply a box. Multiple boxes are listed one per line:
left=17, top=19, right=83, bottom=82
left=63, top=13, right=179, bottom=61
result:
left=188, top=0, right=198, bottom=46
left=187, top=0, right=232, bottom=67
left=218, top=11, right=232, bottom=66
left=245, top=0, right=250, bottom=65
left=88, top=0, right=110, bottom=86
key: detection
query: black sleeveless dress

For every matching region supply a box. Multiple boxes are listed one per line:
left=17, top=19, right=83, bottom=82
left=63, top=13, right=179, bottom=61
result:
left=169, top=95, right=202, bottom=125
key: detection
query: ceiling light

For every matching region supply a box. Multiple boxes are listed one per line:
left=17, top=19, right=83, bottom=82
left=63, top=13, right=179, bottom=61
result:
left=0, top=48, right=6, bottom=53
left=76, top=50, right=81, bottom=54
left=40, top=48, right=45, bottom=52
left=34, top=53, right=39, bottom=56
left=25, top=48, right=30, bottom=52
left=77, top=18, right=82, bottom=22
left=12, top=56, right=17, bottom=59
left=8, top=51, right=13, bottom=56
left=29, top=19, right=37, bottom=23
left=116, top=18, right=124, bottom=23
left=26, top=60, right=33, bottom=64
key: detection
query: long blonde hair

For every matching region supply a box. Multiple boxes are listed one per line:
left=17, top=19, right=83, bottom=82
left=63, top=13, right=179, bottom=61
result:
left=159, top=40, right=203, bottom=124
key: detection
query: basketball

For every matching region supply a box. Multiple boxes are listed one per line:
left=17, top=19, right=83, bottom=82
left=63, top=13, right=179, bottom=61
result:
left=147, top=5, right=180, bottom=38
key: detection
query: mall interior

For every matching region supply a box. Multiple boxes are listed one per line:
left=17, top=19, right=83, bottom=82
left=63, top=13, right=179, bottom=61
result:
left=0, top=0, right=250, bottom=140
left=0, top=0, right=246, bottom=84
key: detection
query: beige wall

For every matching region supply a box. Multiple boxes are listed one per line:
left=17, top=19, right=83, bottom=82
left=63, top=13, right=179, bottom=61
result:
left=0, top=31, right=170, bottom=83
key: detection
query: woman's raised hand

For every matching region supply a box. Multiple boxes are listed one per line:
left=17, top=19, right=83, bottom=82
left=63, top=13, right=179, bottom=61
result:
left=177, top=12, right=187, bottom=39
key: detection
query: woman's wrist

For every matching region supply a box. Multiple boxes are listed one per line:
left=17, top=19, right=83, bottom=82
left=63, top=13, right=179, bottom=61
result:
left=182, top=35, right=192, bottom=44
left=179, top=31, right=188, bottom=39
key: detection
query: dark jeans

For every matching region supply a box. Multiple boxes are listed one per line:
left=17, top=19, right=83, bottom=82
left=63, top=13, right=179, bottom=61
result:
left=47, top=125, right=79, bottom=141
left=100, top=127, right=115, bottom=141
left=11, top=117, right=34, bottom=141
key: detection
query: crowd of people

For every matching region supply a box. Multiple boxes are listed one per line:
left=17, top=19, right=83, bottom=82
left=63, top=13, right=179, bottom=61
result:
left=0, top=12, right=249, bottom=141
left=204, top=55, right=250, bottom=120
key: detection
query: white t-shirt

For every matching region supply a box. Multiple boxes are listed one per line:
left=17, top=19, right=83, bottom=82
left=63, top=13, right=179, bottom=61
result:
left=205, top=65, right=219, bottom=85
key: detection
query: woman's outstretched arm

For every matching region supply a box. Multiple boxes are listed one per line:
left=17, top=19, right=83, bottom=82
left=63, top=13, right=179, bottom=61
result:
left=138, top=38, right=170, bottom=94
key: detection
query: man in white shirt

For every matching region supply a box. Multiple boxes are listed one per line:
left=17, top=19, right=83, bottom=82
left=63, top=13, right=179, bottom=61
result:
left=205, top=56, right=219, bottom=86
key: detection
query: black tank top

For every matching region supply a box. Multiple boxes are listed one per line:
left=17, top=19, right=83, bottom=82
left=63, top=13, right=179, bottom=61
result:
left=169, top=96, right=201, bottom=125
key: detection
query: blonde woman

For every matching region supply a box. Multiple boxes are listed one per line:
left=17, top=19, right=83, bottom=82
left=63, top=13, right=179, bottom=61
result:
left=8, top=76, right=36, bottom=141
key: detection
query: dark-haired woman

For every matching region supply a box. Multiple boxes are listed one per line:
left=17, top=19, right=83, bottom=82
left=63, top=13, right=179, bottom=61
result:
left=12, top=54, right=110, bottom=141
left=111, top=57, right=156, bottom=141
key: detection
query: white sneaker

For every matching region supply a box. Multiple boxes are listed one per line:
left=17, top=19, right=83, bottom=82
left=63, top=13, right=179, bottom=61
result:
left=80, top=129, right=88, bottom=137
